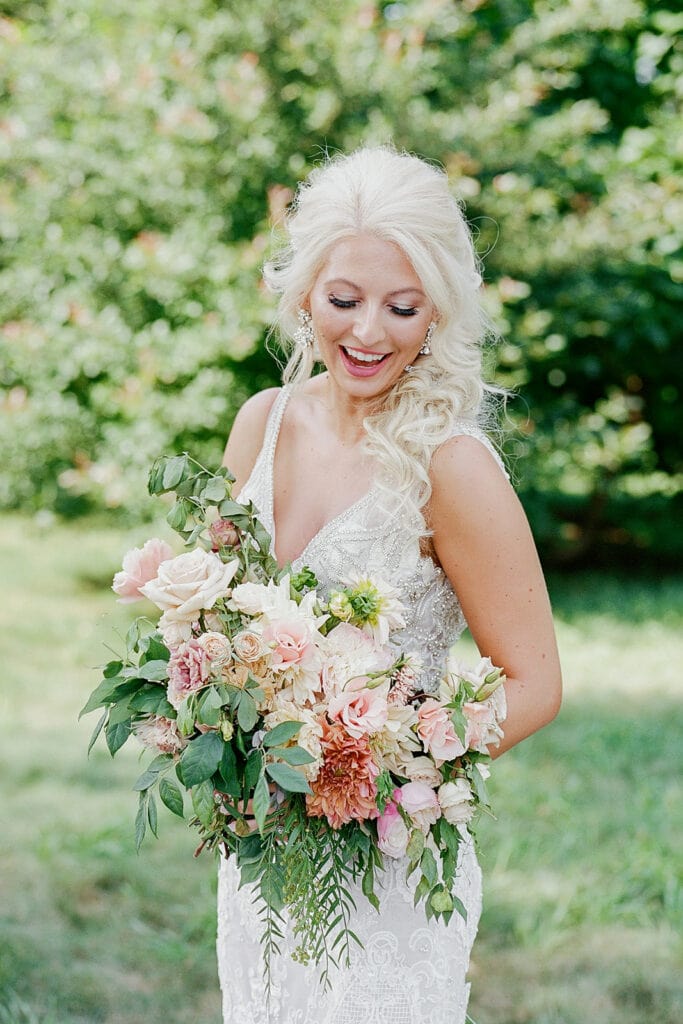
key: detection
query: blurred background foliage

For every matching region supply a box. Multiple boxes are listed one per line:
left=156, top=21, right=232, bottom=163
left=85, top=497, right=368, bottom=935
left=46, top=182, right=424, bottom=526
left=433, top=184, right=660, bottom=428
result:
left=0, top=0, right=681, bottom=565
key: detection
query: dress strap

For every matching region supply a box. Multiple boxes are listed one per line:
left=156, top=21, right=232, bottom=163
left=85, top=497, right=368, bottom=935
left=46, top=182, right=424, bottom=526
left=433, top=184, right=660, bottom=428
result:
left=259, top=385, right=293, bottom=513
left=448, top=420, right=510, bottom=481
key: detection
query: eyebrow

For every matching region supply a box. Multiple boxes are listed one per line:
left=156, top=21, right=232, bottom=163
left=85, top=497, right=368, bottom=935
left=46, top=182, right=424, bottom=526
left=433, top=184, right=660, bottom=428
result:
left=324, top=278, right=426, bottom=299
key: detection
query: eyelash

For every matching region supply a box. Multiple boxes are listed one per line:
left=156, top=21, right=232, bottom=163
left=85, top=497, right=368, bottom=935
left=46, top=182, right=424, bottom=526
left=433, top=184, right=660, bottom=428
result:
left=328, top=296, right=419, bottom=317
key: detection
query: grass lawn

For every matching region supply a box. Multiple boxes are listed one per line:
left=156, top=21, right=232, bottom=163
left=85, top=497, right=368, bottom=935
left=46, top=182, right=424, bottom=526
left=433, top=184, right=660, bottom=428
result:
left=1, top=512, right=681, bottom=1023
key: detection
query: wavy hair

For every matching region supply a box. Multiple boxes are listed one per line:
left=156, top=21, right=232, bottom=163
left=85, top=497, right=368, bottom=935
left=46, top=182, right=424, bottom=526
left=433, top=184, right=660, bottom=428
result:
left=263, top=146, right=502, bottom=539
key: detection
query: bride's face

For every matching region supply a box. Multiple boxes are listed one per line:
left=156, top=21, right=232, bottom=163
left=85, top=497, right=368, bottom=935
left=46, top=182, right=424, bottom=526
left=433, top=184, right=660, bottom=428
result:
left=306, top=234, right=435, bottom=399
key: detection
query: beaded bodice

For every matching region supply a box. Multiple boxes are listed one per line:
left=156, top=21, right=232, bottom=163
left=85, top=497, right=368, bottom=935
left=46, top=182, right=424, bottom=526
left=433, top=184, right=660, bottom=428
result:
left=237, top=386, right=507, bottom=690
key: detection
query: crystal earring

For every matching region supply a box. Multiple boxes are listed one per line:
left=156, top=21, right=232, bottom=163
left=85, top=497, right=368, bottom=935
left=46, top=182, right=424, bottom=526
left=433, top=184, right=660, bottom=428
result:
left=418, top=320, right=436, bottom=357
left=293, top=308, right=315, bottom=348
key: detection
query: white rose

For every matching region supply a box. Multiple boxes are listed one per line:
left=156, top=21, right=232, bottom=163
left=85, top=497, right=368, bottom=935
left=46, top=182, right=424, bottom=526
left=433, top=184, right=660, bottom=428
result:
left=438, top=779, right=474, bottom=825
left=141, top=549, right=238, bottom=627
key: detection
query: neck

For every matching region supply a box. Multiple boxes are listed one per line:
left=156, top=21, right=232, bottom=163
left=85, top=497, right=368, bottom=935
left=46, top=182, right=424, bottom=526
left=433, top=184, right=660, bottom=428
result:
left=312, top=372, right=385, bottom=445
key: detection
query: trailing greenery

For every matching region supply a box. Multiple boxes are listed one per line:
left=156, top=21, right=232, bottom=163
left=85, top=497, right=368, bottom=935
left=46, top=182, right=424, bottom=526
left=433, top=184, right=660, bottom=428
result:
left=1, top=0, right=681, bottom=564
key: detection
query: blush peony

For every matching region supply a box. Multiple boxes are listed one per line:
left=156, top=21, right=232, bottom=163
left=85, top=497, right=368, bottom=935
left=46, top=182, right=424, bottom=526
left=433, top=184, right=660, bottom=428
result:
left=133, top=715, right=186, bottom=755
left=417, top=699, right=466, bottom=765
left=167, top=638, right=210, bottom=709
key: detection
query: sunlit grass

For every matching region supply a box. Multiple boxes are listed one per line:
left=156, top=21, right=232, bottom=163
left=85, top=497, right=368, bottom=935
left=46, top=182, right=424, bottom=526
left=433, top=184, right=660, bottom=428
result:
left=1, top=513, right=681, bottom=1023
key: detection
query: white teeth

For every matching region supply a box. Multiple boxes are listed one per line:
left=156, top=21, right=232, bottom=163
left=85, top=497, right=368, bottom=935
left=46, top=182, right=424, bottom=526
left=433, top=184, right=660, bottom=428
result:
left=344, top=347, right=386, bottom=363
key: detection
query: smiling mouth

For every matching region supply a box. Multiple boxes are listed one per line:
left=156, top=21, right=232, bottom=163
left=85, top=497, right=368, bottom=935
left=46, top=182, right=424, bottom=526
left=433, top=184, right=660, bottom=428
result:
left=341, top=346, right=391, bottom=368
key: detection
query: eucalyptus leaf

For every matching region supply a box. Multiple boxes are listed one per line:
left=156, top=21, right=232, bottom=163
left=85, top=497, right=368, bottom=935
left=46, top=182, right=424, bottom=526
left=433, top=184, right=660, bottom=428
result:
left=134, top=793, right=147, bottom=851
left=236, top=691, right=258, bottom=732
left=86, top=709, right=108, bottom=755
left=147, top=793, right=158, bottom=836
left=271, top=745, right=315, bottom=766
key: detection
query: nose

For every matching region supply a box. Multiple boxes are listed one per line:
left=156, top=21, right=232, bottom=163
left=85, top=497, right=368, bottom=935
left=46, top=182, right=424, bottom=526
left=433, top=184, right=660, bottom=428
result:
left=351, top=304, right=386, bottom=347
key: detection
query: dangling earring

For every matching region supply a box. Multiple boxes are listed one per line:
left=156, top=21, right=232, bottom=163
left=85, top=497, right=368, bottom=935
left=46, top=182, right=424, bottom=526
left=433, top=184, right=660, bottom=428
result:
left=293, top=308, right=314, bottom=348
left=419, top=320, right=436, bottom=356
left=404, top=320, right=436, bottom=372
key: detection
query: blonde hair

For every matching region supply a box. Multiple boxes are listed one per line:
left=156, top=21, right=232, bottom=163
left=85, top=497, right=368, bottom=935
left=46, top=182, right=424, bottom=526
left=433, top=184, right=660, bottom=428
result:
left=263, top=145, right=501, bottom=538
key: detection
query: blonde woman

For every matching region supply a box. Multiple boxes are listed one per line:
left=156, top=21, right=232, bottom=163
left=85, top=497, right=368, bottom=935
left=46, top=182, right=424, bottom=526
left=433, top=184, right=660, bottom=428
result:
left=217, top=146, right=561, bottom=1024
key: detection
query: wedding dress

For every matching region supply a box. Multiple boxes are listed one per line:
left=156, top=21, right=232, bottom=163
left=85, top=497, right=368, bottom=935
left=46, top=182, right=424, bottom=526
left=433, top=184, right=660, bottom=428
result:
left=217, top=386, right=507, bottom=1024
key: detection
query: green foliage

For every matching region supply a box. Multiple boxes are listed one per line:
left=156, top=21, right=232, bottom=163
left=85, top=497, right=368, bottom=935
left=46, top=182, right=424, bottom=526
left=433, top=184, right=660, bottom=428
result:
left=0, top=0, right=681, bottom=562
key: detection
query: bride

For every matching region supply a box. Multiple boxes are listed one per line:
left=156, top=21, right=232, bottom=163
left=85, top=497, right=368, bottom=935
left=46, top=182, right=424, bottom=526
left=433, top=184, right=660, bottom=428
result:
left=216, top=147, right=562, bottom=1024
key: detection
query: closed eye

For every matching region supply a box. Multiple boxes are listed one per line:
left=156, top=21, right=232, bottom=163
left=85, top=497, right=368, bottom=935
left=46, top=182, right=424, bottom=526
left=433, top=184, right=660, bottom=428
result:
left=391, top=306, right=419, bottom=317
left=329, top=295, right=358, bottom=309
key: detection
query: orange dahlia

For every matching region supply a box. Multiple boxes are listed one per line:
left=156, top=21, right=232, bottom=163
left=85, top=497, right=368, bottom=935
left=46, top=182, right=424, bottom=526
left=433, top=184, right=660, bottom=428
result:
left=306, top=720, right=379, bottom=829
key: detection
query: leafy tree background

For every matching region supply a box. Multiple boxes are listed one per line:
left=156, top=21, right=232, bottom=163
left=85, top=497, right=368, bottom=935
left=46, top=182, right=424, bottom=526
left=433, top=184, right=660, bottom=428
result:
left=1, top=0, right=681, bottom=564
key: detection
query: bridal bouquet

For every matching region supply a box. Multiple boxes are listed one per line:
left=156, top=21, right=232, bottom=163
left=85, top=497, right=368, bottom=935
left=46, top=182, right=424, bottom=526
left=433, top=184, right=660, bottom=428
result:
left=83, top=454, right=505, bottom=989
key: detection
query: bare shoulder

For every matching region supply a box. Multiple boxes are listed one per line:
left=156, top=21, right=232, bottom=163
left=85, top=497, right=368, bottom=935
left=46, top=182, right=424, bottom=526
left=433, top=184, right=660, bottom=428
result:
left=222, top=387, right=281, bottom=491
left=430, top=432, right=513, bottom=519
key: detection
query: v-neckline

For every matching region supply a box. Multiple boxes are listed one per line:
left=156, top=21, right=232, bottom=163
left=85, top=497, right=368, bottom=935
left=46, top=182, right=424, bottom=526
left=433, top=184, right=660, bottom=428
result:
left=268, top=387, right=375, bottom=567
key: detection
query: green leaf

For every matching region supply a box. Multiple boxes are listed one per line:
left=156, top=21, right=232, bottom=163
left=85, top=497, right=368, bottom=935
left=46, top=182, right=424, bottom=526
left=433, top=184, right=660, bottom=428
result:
left=262, top=721, right=303, bottom=747
left=159, top=778, right=185, bottom=818
left=361, top=861, right=380, bottom=911
left=266, top=763, right=311, bottom=794
left=406, top=828, right=425, bottom=864
left=203, top=476, right=227, bottom=502
left=413, top=874, right=430, bottom=907
left=191, top=779, right=215, bottom=827
left=103, top=660, right=124, bottom=678
left=105, top=718, right=131, bottom=756
left=176, top=698, right=196, bottom=736
left=134, top=793, right=147, bottom=851
left=132, top=768, right=159, bottom=792
left=134, top=660, right=169, bottom=682
left=439, top=818, right=461, bottom=863
left=420, top=847, right=438, bottom=889
left=128, top=685, right=172, bottom=715
left=79, top=676, right=122, bottom=718
left=271, top=745, right=315, bottom=766
left=140, top=636, right=170, bottom=663
left=219, top=742, right=239, bottom=795
left=167, top=499, right=190, bottom=532
left=179, top=730, right=224, bottom=787
left=450, top=706, right=467, bottom=746
left=452, top=894, right=468, bottom=922
left=429, top=885, right=453, bottom=914
left=236, top=691, right=258, bottom=732
left=244, top=749, right=263, bottom=792
left=163, top=455, right=188, bottom=490
left=147, top=793, right=158, bottom=836
left=87, top=709, right=108, bottom=755
left=252, top=771, right=271, bottom=833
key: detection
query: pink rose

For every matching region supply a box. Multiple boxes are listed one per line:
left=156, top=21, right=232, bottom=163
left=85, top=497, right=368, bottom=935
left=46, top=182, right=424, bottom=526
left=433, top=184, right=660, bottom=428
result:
left=417, top=699, right=466, bottom=765
left=398, top=781, right=441, bottom=834
left=376, top=800, right=410, bottom=859
left=262, top=618, right=315, bottom=669
left=209, top=518, right=240, bottom=551
left=328, top=682, right=389, bottom=739
left=112, top=538, right=174, bottom=603
left=167, top=638, right=210, bottom=709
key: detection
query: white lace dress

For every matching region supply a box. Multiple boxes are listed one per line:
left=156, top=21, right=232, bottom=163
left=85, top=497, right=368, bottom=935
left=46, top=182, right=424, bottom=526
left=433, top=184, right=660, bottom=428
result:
left=217, top=386, right=506, bottom=1024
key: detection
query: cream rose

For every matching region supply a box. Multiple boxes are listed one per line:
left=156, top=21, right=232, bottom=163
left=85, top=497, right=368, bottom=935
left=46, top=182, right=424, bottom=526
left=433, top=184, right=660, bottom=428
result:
left=438, top=779, right=474, bottom=825
left=197, top=630, right=232, bottom=667
left=140, top=549, right=238, bottom=633
left=402, top=755, right=443, bottom=788
left=233, top=629, right=267, bottom=664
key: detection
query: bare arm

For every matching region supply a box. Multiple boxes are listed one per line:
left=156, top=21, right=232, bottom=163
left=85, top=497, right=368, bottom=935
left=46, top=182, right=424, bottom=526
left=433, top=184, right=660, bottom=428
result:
left=429, top=436, right=562, bottom=758
left=221, top=387, right=281, bottom=494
